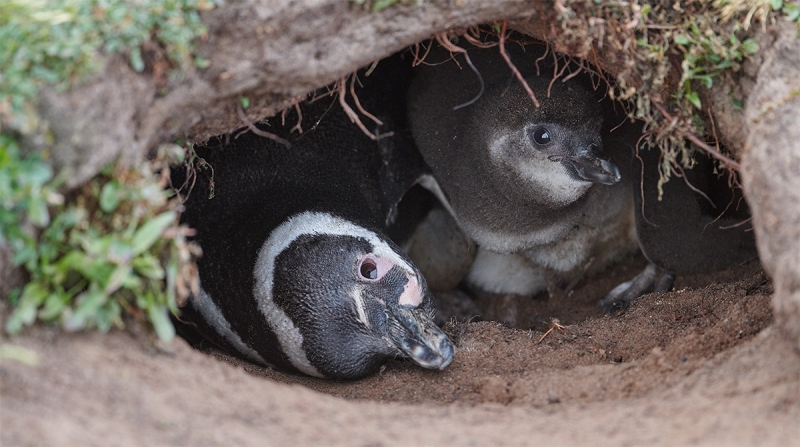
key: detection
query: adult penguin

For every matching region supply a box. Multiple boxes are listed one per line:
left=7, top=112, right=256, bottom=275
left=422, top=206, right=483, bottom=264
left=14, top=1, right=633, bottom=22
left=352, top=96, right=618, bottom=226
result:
left=172, top=61, right=454, bottom=380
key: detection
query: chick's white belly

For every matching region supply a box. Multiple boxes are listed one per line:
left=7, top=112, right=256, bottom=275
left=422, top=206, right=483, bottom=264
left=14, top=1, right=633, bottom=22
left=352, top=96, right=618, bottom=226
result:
left=467, top=186, right=638, bottom=297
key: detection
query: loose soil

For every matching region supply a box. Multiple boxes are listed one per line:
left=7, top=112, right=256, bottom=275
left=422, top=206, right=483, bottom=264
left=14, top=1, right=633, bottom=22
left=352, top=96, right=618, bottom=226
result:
left=2, top=257, right=799, bottom=446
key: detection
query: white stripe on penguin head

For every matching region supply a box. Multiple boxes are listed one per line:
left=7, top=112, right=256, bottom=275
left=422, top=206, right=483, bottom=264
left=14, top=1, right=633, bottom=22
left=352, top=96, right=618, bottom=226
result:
left=253, top=211, right=415, bottom=377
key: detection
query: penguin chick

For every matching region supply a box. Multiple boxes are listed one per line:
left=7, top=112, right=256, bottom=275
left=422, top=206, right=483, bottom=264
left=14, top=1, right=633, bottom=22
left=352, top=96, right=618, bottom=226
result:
left=407, top=39, right=638, bottom=298
left=174, top=78, right=453, bottom=380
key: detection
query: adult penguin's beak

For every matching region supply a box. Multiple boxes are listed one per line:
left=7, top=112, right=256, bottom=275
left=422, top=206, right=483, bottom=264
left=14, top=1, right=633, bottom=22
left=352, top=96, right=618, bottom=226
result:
left=386, top=304, right=455, bottom=370
left=384, top=270, right=454, bottom=370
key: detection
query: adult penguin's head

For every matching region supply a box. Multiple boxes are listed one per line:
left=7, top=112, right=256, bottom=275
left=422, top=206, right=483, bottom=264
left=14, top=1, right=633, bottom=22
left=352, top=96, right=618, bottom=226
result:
left=254, top=212, right=454, bottom=380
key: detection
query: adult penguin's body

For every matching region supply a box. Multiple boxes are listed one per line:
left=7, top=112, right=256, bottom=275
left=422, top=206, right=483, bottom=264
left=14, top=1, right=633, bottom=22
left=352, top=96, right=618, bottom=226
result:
left=174, top=67, right=454, bottom=380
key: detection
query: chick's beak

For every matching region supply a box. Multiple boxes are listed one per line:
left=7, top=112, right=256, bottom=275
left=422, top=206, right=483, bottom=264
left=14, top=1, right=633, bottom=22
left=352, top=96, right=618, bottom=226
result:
left=566, top=144, right=621, bottom=185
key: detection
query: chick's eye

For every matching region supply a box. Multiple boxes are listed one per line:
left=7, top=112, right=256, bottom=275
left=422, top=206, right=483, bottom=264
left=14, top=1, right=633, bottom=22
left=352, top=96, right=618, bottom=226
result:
left=532, top=127, right=551, bottom=145
left=359, top=260, right=378, bottom=280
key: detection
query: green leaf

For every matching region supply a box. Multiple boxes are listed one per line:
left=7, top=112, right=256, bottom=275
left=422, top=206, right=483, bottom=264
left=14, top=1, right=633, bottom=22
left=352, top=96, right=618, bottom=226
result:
left=686, top=91, right=702, bottom=109
left=772, top=0, right=783, bottom=10
left=194, top=55, right=209, bottom=69
left=39, top=292, right=68, bottom=321
left=130, top=47, right=145, bottom=72
left=784, top=4, right=800, bottom=21
left=131, top=211, right=176, bottom=255
left=5, top=283, right=46, bottom=333
left=95, top=301, right=121, bottom=332
left=104, top=265, right=132, bottom=294
left=64, top=288, right=106, bottom=331
left=26, top=198, right=50, bottom=227
left=148, top=304, right=175, bottom=342
left=740, top=39, right=759, bottom=55
left=239, top=96, right=250, bottom=109
left=132, top=255, right=164, bottom=280
left=673, top=34, right=691, bottom=45
left=99, top=181, right=121, bottom=212
left=371, top=0, right=398, bottom=12
left=18, top=161, right=52, bottom=186
left=107, top=240, right=134, bottom=264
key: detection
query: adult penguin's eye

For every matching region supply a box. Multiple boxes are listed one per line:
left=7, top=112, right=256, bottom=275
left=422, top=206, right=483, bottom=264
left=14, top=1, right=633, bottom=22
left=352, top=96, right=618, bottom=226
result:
left=532, top=127, right=551, bottom=145
left=359, top=259, right=378, bottom=280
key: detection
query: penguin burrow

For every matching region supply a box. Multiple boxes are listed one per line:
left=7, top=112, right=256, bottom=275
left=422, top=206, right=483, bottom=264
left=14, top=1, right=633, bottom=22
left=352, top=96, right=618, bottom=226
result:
left=173, top=31, right=757, bottom=379
left=172, top=61, right=454, bottom=380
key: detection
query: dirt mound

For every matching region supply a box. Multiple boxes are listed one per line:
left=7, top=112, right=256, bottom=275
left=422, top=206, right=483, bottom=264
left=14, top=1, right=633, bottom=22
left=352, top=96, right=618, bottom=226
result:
left=3, top=261, right=798, bottom=446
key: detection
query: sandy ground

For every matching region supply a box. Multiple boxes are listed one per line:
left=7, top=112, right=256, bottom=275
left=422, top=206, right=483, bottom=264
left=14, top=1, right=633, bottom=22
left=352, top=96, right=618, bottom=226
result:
left=2, top=257, right=799, bottom=446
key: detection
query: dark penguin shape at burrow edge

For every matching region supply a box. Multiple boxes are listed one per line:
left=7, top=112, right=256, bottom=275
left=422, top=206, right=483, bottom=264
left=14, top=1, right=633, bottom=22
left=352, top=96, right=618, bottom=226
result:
left=171, top=64, right=453, bottom=380
left=406, top=36, right=641, bottom=303
left=596, top=117, right=758, bottom=311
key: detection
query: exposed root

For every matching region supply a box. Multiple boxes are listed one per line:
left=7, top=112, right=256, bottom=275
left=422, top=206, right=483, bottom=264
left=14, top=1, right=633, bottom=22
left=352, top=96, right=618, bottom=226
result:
left=647, top=94, right=741, bottom=172
left=674, top=163, right=716, bottom=208
left=349, top=75, right=383, bottom=126
left=290, top=99, right=303, bottom=134
left=460, top=26, right=495, bottom=49
left=548, top=51, right=571, bottom=98
left=434, top=31, right=468, bottom=67
left=411, top=40, right=434, bottom=67
left=635, top=130, right=659, bottom=227
left=497, top=20, right=540, bottom=108
left=235, top=103, right=291, bottom=148
left=336, top=76, right=393, bottom=141
left=534, top=44, right=550, bottom=76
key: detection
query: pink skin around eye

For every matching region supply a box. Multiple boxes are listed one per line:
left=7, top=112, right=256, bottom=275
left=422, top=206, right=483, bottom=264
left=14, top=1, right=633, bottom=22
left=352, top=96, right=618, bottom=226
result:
left=398, top=274, right=422, bottom=307
left=360, top=256, right=394, bottom=281
left=359, top=255, right=423, bottom=307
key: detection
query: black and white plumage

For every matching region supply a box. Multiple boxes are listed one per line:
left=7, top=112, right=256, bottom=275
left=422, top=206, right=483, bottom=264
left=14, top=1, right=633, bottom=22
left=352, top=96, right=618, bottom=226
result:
left=407, top=39, right=639, bottom=300
left=174, top=70, right=454, bottom=380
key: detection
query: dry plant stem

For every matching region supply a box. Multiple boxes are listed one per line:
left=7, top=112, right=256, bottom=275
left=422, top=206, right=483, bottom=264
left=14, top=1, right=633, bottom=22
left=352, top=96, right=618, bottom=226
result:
left=537, top=319, right=568, bottom=344
left=235, top=104, right=292, bottom=148
left=498, top=20, right=540, bottom=108
left=646, top=93, right=741, bottom=171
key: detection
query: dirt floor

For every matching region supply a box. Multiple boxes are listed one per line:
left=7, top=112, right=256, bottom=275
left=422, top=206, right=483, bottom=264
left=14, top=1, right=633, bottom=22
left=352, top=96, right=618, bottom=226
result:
left=2, top=256, right=799, bottom=446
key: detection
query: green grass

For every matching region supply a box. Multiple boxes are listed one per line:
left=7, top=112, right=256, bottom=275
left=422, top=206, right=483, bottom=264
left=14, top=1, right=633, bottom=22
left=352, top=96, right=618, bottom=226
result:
left=0, top=0, right=213, bottom=340
left=1, top=139, right=198, bottom=341
left=0, top=0, right=214, bottom=132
